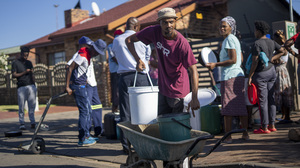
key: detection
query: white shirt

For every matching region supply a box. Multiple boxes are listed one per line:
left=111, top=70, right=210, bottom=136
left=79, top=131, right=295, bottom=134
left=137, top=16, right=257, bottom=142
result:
left=112, top=30, right=151, bottom=74
left=86, top=59, right=97, bottom=86
left=67, top=52, right=78, bottom=66
left=68, top=51, right=97, bottom=86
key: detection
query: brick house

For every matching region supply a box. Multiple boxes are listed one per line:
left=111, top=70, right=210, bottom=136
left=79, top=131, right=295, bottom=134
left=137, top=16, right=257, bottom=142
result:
left=23, top=0, right=299, bottom=66
left=7, top=0, right=299, bottom=108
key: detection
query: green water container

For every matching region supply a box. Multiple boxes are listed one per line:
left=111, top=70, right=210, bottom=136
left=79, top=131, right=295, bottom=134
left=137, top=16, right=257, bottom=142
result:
left=200, top=104, right=221, bottom=135
left=157, top=113, right=191, bottom=141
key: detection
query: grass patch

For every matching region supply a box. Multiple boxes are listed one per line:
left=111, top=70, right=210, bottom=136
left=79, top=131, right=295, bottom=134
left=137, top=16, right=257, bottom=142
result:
left=0, top=104, right=56, bottom=112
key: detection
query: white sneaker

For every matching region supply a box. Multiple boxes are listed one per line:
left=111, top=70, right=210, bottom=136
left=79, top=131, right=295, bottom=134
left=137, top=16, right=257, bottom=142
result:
left=19, top=125, right=26, bottom=130
left=40, top=124, right=49, bottom=131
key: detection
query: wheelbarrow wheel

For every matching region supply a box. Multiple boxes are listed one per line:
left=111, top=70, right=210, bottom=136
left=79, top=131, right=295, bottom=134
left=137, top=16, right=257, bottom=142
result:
left=31, top=137, right=45, bottom=154
left=126, top=152, right=151, bottom=168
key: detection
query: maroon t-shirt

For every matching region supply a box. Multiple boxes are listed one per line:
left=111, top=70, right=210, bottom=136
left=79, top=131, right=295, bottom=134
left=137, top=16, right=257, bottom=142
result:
left=136, top=25, right=197, bottom=98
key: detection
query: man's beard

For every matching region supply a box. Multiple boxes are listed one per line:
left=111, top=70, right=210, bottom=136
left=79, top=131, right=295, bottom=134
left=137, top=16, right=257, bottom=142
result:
left=164, top=28, right=173, bottom=38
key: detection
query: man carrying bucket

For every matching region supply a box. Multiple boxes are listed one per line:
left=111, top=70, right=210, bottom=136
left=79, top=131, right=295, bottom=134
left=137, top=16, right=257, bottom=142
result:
left=112, top=17, right=151, bottom=153
left=126, top=8, right=200, bottom=116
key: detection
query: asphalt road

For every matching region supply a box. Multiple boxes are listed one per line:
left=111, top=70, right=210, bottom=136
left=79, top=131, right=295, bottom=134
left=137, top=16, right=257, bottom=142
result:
left=0, top=144, right=120, bottom=168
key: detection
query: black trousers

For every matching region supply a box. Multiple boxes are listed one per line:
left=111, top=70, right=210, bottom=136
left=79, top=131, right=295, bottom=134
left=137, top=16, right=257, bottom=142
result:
left=118, top=71, right=150, bottom=146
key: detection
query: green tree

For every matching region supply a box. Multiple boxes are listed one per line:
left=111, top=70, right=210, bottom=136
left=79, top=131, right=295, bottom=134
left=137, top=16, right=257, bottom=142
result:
left=0, top=53, right=9, bottom=70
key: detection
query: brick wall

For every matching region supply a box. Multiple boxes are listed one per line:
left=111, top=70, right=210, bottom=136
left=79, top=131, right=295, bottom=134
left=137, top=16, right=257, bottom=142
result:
left=36, top=44, right=65, bottom=65
left=64, top=9, right=89, bottom=28
left=176, top=3, right=228, bottom=39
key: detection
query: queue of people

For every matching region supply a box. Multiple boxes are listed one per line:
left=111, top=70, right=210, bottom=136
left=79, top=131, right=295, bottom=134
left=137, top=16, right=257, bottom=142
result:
left=12, top=7, right=300, bottom=150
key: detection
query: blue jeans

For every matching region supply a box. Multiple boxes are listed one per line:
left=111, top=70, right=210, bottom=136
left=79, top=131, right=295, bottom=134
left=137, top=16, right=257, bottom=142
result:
left=17, top=84, right=37, bottom=125
left=70, top=84, right=92, bottom=141
left=86, top=84, right=103, bottom=136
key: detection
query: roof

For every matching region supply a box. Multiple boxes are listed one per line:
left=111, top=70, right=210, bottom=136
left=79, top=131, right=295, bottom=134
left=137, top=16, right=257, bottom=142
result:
left=136, top=0, right=227, bottom=25
left=25, top=33, right=64, bottom=48
left=49, top=0, right=157, bottom=38
left=26, top=0, right=159, bottom=47
left=0, top=46, right=20, bottom=55
left=27, top=0, right=214, bottom=47
left=278, top=0, right=300, bottom=19
left=25, top=0, right=299, bottom=48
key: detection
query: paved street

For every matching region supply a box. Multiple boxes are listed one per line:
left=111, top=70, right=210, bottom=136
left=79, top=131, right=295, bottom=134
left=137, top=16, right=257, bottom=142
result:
left=0, top=144, right=120, bottom=168
left=0, top=106, right=300, bottom=168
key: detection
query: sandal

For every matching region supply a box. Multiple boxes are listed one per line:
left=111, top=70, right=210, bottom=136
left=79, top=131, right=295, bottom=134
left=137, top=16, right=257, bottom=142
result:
left=268, top=128, right=277, bottom=132
left=253, top=128, right=271, bottom=134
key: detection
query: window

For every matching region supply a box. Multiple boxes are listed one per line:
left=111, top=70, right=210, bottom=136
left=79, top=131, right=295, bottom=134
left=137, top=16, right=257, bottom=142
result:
left=48, top=51, right=65, bottom=66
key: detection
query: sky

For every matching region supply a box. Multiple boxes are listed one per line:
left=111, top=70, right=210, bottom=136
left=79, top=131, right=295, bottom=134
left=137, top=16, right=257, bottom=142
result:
left=0, top=0, right=299, bottom=50
left=0, top=0, right=128, bottom=50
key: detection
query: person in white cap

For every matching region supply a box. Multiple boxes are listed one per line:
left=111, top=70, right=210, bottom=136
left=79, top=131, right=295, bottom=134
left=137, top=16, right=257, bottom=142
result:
left=125, top=7, right=200, bottom=116
left=65, top=39, right=106, bottom=146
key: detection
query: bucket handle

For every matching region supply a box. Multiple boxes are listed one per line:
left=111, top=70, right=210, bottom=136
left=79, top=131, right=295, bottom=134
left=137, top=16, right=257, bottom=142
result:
left=133, top=71, right=154, bottom=91
left=171, top=118, right=192, bottom=130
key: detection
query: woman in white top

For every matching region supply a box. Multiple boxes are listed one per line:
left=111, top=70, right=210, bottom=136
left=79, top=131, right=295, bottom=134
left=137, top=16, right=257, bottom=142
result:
left=273, top=30, right=293, bottom=123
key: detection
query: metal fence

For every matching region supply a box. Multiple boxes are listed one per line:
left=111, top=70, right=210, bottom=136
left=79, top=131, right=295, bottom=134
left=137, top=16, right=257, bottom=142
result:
left=0, top=61, right=110, bottom=106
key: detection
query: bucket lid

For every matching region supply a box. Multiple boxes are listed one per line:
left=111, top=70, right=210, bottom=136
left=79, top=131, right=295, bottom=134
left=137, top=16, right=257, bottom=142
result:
left=201, top=47, right=217, bottom=65
left=128, top=86, right=159, bottom=93
left=248, top=83, right=258, bottom=105
left=183, top=88, right=216, bottom=107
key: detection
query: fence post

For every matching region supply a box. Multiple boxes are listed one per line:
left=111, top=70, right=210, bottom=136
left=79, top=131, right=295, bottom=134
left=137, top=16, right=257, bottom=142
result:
left=49, top=67, right=53, bottom=98
left=8, top=72, right=12, bottom=105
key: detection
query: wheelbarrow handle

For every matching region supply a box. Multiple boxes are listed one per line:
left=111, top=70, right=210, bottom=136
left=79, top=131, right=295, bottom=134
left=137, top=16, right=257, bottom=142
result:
left=184, top=134, right=214, bottom=156
left=189, top=128, right=246, bottom=165
left=205, top=129, right=246, bottom=157
left=175, top=134, right=214, bottom=167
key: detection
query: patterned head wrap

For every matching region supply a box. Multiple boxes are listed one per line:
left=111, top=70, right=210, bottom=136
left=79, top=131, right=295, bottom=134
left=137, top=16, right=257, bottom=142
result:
left=221, top=16, right=236, bottom=35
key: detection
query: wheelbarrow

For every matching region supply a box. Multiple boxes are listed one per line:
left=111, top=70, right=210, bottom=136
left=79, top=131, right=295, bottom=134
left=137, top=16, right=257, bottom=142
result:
left=118, top=121, right=245, bottom=168
left=18, top=92, right=67, bottom=154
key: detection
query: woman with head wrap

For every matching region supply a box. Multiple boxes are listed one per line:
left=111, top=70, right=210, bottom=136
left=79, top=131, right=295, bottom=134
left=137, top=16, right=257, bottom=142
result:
left=206, top=16, right=249, bottom=143
left=248, top=21, right=286, bottom=134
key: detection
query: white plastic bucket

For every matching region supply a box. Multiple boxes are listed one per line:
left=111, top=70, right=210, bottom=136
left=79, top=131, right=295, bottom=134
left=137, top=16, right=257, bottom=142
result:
left=183, top=88, right=217, bottom=130
left=128, top=71, right=159, bottom=125
left=184, top=106, right=201, bottom=130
